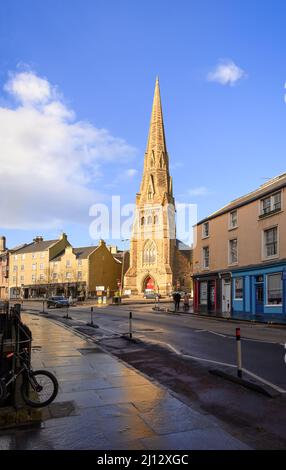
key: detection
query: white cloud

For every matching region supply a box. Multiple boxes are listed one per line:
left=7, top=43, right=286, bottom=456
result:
left=4, top=72, right=52, bottom=104
left=188, top=186, right=210, bottom=196
left=207, top=60, right=246, bottom=86
left=0, top=70, right=136, bottom=229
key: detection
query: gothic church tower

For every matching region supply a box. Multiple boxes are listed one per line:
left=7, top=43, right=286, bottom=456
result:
left=124, top=78, right=179, bottom=295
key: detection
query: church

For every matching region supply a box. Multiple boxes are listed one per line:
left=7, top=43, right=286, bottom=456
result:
left=124, top=78, right=192, bottom=296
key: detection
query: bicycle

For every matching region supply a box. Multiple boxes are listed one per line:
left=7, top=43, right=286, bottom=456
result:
left=0, top=348, right=58, bottom=408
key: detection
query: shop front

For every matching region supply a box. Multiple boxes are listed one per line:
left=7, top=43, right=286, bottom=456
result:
left=232, top=262, right=286, bottom=321
left=193, top=274, right=220, bottom=314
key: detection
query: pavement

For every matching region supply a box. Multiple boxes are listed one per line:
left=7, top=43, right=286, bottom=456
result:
left=0, top=313, right=250, bottom=450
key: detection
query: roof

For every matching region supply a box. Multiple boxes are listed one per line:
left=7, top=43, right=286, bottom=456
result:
left=73, top=246, right=97, bottom=259
left=12, top=240, right=58, bottom=254
left=176, top=239, right=192, bottom=251
left=197, top=172, right=286, bottom=225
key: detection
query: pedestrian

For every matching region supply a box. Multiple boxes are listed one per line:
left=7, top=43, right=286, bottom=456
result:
left=183, top=292, right=190, bottom=312
left=173, top=292, right=181, bottom=312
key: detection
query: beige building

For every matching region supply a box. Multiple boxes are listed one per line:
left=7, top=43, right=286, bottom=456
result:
left=193, top=173, right=286, bottom=320
left=124, top=78, right=192, bottom=295
left=9, top=234, right=122, bottom=299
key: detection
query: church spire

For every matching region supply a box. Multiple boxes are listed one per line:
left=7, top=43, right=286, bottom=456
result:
left=145, top=76, right=167, bottom=157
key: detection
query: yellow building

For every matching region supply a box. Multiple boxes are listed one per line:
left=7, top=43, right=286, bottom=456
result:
left=9, top=234, right=122, bottom=300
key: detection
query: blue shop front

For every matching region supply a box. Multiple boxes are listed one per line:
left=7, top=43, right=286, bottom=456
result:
left=231, top=261, right=286, bottom=322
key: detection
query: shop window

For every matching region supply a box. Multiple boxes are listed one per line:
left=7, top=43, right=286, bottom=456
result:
left=234, top=278, right=243, bottom=299
left=267, top=273, right=282, bottom=305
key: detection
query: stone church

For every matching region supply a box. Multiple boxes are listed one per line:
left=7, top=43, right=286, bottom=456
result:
left=124, top=78, right=192, bottom=295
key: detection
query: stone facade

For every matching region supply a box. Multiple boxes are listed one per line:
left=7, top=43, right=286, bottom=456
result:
left=124, top=79, right=192, bottom=295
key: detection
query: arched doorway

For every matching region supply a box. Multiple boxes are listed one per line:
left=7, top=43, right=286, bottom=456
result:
left=143, top=276, right=155, bottom=292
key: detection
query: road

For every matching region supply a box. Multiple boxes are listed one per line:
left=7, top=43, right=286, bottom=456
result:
left=22, top=300, right=286, bottom=392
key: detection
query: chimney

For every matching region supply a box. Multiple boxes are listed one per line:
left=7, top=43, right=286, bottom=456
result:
left=33, top=236, right=44, bottom=243
left=0, top=236, right=6, bottom=252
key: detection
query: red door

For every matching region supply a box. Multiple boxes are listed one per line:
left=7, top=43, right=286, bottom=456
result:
left=145, top=277, right=155, bottom=290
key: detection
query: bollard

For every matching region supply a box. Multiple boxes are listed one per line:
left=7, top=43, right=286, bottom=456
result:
left=87, top=306, right=95, bottom=327
left=236, top=327, right=242, bottom=378
left=129, top=311, right=133, bottom=340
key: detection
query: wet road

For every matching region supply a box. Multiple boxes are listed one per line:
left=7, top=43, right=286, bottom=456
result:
left=23, top=301, right=286, bottom=391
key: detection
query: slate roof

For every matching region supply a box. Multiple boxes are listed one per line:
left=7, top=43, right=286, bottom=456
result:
left=11, top=240, right=58, bottom=254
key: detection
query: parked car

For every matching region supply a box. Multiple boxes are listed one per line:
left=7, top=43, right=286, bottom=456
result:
left=47, top=296, right=69, bottom=309
left=143, top=292, right=162, bottom=299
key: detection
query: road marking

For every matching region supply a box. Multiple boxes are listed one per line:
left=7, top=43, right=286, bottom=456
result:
left=143, top=337, right=286, bottom=394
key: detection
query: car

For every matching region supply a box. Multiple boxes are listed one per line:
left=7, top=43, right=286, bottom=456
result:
left=143, top=292, right=162, bottom=299
left=47, top=296, right=69, bottom=309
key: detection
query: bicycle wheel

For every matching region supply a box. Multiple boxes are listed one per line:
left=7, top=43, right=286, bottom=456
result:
left=0, top=378, right=7, bottom=403
left=21, top=370, right=58, bottom=408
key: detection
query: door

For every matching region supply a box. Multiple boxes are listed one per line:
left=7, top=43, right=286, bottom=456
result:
left=222, top=281, right=231, bottom=313
left=209, top=281, right=215, bottom=311
left=255, top=284, right=264, bottom=314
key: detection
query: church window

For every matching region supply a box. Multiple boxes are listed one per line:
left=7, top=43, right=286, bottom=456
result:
left=141, top=216, right=145, bottom=226
left=154, top=215, right=159, bottom=224
left=148, top=190, right=153, bottom=200
left=147, top=215, right=152, bottom=224
left=143, top=240, right=157, bottom=265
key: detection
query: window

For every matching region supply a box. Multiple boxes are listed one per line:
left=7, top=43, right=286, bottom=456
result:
left=267, top=273, right=282, bottom=305
left=14, top=255, right=18, bottom=261
left=260, top=192, right=281, bottom=216
left=40, top=252, right=45, bottom=258
left=229, top=239, right=238, bottom=265
left=202, top=247, right=209, bottom=268
left=40, top=263, right=44, bottom=270
left=78, top=259, right=82, bottom=266
left=77, top=271, right=82, bottom=279
left=52, top=272, right=57, bottom=280
left=40, top=274, right=44, bottom=281
left=66, top=260, right=71, bottom=267
left=66, top=272, right=71, bottom=279
left=32, top=253, right=36, bottom=259
left=154, top=214, right=159, bottom=224
left=141, top=216, right=145, bottom=226
left=202, top=222, right=209, bottom=238
left=32, top=274, right=36, bottom=281
left=21, top=265, right=24, bottom=271
left=32, top=264, right=36, bottom=271
left=148, top=191, right=153, bottom=200
left=20, top=275, right=24, bottom=282
left=199, top=282, right=208, bottom=305
left=21, top=254, right=25, bottom=260
left=143, top=240, right=157, bottom=265
left=229, top=210, right=238, bottom=229
left=53, top=262, right=58, bottom=269
left=13, top=265, right=18, bottom=272
left=234, top=278, right=243, bottom=299
left=147, top=215, right=152, bottom=224
left=13, top=276, right=16, bottom=283
left=264, top=227, right=278, bottom=258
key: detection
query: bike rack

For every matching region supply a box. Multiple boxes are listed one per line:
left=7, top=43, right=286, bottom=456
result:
left=0, top=303, right=32, bottom=407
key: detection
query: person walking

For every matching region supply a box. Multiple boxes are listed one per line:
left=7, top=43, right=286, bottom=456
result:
left=173, top=292, right=181, bottom=312
left=183, top=292, right=190, bottom=312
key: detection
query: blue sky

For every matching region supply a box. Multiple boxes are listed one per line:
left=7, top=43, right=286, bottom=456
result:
left=1, top=0, right=286, bottom=249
